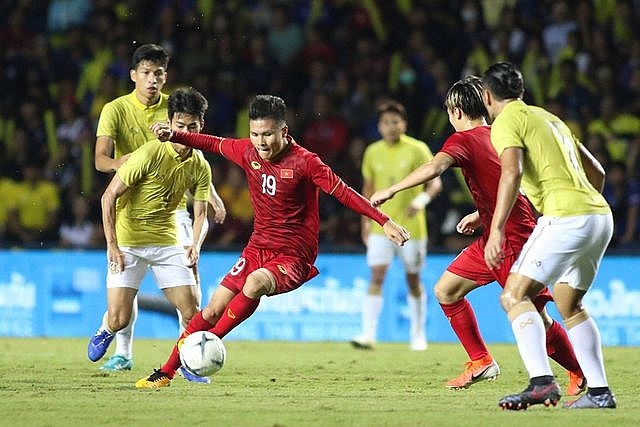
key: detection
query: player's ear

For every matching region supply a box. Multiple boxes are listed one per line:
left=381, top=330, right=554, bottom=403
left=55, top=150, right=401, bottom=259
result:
left=281, top=124, right=288, bottom=137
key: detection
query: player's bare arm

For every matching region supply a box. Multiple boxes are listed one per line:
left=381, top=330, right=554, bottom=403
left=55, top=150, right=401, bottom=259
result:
left=187, top=200, right=208, bottom=267
left=577, top=142, right=606, bottom=192
left=95, top=136, right=130, bottom=172
left=208, top=182, right=227, bottom=224
left=101, top=174, right=129, bottom=273
left=371, top=152, right=453, bottom=207
left=485, top=147, right=523, bottom=269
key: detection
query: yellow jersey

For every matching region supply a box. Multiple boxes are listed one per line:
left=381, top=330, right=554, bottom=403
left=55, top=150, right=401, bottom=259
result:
left=491, top=100, right=610, bottom=217
left=115, top=141, right=211, bottom=246
left=361, top=134, right=434, bottom=238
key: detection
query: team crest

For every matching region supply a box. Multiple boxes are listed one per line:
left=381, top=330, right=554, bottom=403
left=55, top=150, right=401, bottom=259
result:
left=277, top=264, right=288, bottom=275
left=251, top=161, right=261, bottom=170
left=281, top=169, right=293, bottom=179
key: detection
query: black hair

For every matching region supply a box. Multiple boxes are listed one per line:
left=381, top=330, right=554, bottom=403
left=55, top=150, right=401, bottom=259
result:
left=444, top=76, right=488, bottom=120
left=482, top=62, right=524, bottom=101
left=168, top=87, right=208, bottom=121
left=376, top=99, right=408, bottom=122
left=248, top=95, right=286, bottom=124
left=131, top=43, right=170, bottom=70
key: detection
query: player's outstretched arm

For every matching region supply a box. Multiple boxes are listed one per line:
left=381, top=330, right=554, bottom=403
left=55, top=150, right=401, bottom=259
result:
left=382, top=219, right=410, bottom=246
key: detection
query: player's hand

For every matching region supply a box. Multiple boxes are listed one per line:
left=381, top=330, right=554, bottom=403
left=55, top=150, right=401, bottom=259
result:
left=484, top=229, right=505, bottom=269
left=370, top=189, right=394, bottom=207
left=185, top=246, right=199, bottom=267
left=107, top=245, right=124, bottom=274
left=150, top=122, right=173, bottom=141
left=456, top=212, right=481, bottom=235
left=382, top=219, right=410, bottom=246
left=210, top=198, right=227, bottom=224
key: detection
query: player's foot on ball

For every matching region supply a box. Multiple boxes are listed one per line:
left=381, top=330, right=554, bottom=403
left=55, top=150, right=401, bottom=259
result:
left=566, top=370, right=586, bottom=396
left=178, top=366, right=211, bottom=384
left=499, top=381, right=561, bottom=410
left=87, top=329, right=115, bottom=362
left=100, top=354, right=133, bottom=371
left=135, top=369, right=171, bottom=388
left=350, top=334, right=375, bottom=350
left=446, top=355, right=500, bottom=389
left=563, top=390, right=617, bottom=409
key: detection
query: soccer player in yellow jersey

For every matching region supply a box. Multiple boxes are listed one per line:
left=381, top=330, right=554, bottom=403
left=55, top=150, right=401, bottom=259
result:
left=88, top=87, right=214, bottom=377
left=351, top=100, right=441, bottom=351
left=94, top=44, right=225, bottom=379
left=482, top=62, right=616, bottom=410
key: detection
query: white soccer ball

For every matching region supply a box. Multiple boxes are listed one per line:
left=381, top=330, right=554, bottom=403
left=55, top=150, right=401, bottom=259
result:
left=179, top=331, right=226, bottom=376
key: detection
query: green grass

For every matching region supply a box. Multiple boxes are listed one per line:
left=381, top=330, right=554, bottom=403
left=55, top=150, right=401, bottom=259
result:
left=0, top=339, right=637, bottom=427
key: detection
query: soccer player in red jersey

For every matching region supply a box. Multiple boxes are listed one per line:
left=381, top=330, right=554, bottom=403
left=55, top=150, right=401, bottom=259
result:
left=370, top=76, right=585, bottom=394
left=135, top=94, right=410, bottom=388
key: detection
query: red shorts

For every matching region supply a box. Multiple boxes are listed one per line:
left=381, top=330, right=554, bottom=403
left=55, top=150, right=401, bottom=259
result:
left=220, top=245, right=319, bottom=296
left=447, top=237, right=553, bottom=311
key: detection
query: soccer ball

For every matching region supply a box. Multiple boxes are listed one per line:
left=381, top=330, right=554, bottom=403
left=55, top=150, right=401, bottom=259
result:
left=179, top=331, right=226, bottom=376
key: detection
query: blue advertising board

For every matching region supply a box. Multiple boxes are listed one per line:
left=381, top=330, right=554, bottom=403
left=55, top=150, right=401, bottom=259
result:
left=0, top=250, right=638, bottom=346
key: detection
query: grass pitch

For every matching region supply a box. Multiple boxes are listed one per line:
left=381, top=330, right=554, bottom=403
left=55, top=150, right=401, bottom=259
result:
left=0, top=338, right=637, bottom=427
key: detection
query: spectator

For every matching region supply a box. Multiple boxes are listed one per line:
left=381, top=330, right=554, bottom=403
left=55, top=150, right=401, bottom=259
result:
left=59, top=194, right=103, bottom=249
left=603, top=161, right=640, bottom=247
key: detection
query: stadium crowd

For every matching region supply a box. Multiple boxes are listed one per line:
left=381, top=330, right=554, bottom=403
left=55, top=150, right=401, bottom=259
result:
left=0, top=0, right=639, bottom=252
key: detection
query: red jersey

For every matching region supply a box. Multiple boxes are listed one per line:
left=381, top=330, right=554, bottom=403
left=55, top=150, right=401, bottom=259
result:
left=440, top=126, right=535, bottom=248
left=171, top=131, right=389, bottom=261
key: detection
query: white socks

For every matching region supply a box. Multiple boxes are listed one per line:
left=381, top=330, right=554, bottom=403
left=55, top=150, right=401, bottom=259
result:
left=567, top=316, right=609, bottom=388
left=510, top=310, right=553, bottom=378
left=360, top=294, right=383, bottom=341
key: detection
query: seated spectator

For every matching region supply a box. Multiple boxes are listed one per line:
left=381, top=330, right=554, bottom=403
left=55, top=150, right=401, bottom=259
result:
left=0, top=173, right=17, bottom=246
left=5, top=162, right=61, bottom=248
left=209, top=166, right=254, bottom=248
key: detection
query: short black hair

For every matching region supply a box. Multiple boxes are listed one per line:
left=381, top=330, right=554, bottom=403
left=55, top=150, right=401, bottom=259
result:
left=376, top=99, right=407, bottom=122
left=482, top=62, right=524, bottom=101
left=131, top=43, right=170, bottom=70
left=248, top=95, right=286, bottom=124
left=168, top=87, right=208, bottom=121
left=444, top=76, right=488, bottom=120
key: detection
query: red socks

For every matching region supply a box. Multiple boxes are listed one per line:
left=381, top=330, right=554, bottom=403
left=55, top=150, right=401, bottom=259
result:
left=440, top=299, right=489, bottom=361
left=161, top=311, right=214, bottom=377
left=212, top=292, right=260, bottom=339
left=545, top=319, right=583, bottom=374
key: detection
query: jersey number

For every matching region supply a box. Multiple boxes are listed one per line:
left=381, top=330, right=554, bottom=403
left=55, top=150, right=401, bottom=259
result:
left=229, top=257, right=246, bottom=276
left=261, top=174, right=276, bottom=195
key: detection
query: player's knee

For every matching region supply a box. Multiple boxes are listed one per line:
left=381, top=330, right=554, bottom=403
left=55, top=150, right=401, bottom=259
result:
left=498, top=289, right=519, bottom=313
left=244, top=269, right=274, bottom=297
left=107, top=311, right=130, bottom=332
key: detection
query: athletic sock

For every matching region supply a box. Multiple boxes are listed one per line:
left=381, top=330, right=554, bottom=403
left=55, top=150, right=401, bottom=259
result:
left=545, top=320, right=583, bottom=374
left=566, top=315, right=609, bottom=388
left=211, top=292, right=260, bottom=338
left=440, top=299, right=489, bottom=361
left=509, top=303, right=553, bottom=378
left=161, top=310, right=214, bottom=378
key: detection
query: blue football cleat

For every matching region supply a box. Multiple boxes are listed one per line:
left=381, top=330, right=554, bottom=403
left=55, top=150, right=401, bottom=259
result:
left=87, top=329, right=115, bottom=362
left=178, top=366, right=211, bottom=384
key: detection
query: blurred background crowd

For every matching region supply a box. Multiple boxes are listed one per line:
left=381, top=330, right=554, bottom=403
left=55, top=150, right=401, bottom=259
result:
left=0, top=0, right=639, bottom=253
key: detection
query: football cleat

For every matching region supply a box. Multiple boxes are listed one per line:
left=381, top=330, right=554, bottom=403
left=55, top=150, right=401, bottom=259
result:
left=135, top=369, right=171, bottom=388
left=563, top=390, right=617, bottom=409
left=499, top=381, right=561, bottom=410
left=87, top=329, right=115, bottom=362
left=566, top=370, right=586, bottom=396
left=100, top=354, right=133, bottom=371
left=350, top=334, right=375, bottom=350
left=178, top=366, right=211, bottom=384
left=446, top=355, right=500, bottom=389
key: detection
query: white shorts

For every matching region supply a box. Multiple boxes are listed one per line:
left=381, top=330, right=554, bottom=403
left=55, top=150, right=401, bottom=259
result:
left=366, top=233, right=426, bottom=274
left=106, top=246, right=197, bottom=289
left=176, top=209, right=193, bottom=247
left=511, top=213, right=613, bottom=291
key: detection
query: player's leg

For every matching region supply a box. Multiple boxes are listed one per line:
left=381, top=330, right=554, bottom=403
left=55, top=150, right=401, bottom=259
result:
left=101, top=296, right=137, bottom=371
left=352, top=234, right=392, bottom=349
left=557, top=214, right=616, bottom=409
left=400, top=238, right=427, bottom=351
left=535, top=302, right=585, bottom=396
left=88, top=286, right=137, bottom=362
left=435, top=271, right=500, bottom=388
left=90, top=248, right=145, bottom=366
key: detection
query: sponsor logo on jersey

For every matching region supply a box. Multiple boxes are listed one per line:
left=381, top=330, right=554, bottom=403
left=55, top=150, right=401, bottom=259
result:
left=251, top=161, right=261, bottom=170
left=277, top=264, right=288, bottom=275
